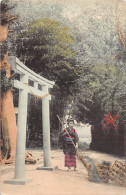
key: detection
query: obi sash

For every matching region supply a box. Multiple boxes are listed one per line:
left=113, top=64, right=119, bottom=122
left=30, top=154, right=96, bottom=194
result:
left=64, top=129, right=75, bottom=144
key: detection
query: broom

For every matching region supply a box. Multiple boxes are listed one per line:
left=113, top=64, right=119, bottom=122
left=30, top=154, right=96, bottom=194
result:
left=57, top=115, right=102, bottom=183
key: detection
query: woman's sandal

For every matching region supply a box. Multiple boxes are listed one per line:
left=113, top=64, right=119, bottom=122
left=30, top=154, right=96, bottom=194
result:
left=67, top=167, right=71, bottom=172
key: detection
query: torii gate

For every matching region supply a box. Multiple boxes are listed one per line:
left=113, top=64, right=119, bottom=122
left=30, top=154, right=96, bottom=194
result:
left=5, top=56, right=57, bottom=185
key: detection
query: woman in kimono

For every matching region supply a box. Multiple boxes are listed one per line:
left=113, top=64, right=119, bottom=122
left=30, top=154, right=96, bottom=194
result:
left=59, top=119, right=79, bottom=172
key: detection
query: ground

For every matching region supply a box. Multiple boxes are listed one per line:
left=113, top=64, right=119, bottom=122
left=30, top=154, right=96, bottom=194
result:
left=0, top=149, right=126, bottom=195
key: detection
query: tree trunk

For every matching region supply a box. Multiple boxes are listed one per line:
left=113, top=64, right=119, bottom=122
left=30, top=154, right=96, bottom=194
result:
left=0, top=54, right=17, bottom=163
left=0, top=21, right=17, bottom=163
left=0, top=117, right=11, bottom=159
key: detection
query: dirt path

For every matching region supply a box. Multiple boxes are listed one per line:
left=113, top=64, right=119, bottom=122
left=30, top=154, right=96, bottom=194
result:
left=0, top=149, right=126, bottom=195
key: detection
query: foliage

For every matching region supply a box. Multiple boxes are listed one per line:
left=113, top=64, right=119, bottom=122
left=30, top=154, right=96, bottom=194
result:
left=26, top=95, right=43, bottom=148
left=16, top=18, right=77, bottom=79
left=0, top=69, right=13, bottom=95
left=71, top=64, right=126, bottom=125
left=15, top=18, right=78, bottom=138
left=73, top=5, right=126, bottom=68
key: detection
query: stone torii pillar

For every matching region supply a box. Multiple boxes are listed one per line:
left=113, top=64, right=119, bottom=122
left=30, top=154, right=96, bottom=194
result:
left=37, top=85, right=58, bottom=171
left=14, top=74, right=29, bottom=181
left=42, top=86, right=51, bottom=167
left=4, top=74, right=31, bottom=185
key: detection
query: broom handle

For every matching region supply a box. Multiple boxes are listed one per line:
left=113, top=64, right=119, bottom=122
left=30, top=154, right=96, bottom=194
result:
left=57, top=115, right=82, bottom=157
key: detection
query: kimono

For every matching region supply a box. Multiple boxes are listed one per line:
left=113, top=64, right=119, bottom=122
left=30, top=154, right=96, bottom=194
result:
left=59, top=127, right=79, bottom=167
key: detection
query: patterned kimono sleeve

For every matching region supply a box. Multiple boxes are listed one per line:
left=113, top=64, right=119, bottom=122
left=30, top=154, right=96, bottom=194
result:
left=74, top=130, right=79, bottom=143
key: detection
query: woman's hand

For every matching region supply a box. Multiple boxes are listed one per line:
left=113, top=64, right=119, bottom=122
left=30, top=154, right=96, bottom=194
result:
left=75, top=143, right=78, bottom=149
left=63, top=131, right=68, bottom=136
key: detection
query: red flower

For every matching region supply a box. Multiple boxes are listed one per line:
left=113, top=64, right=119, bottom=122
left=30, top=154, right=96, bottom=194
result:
left=101, top=113, right=120, bottom=132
